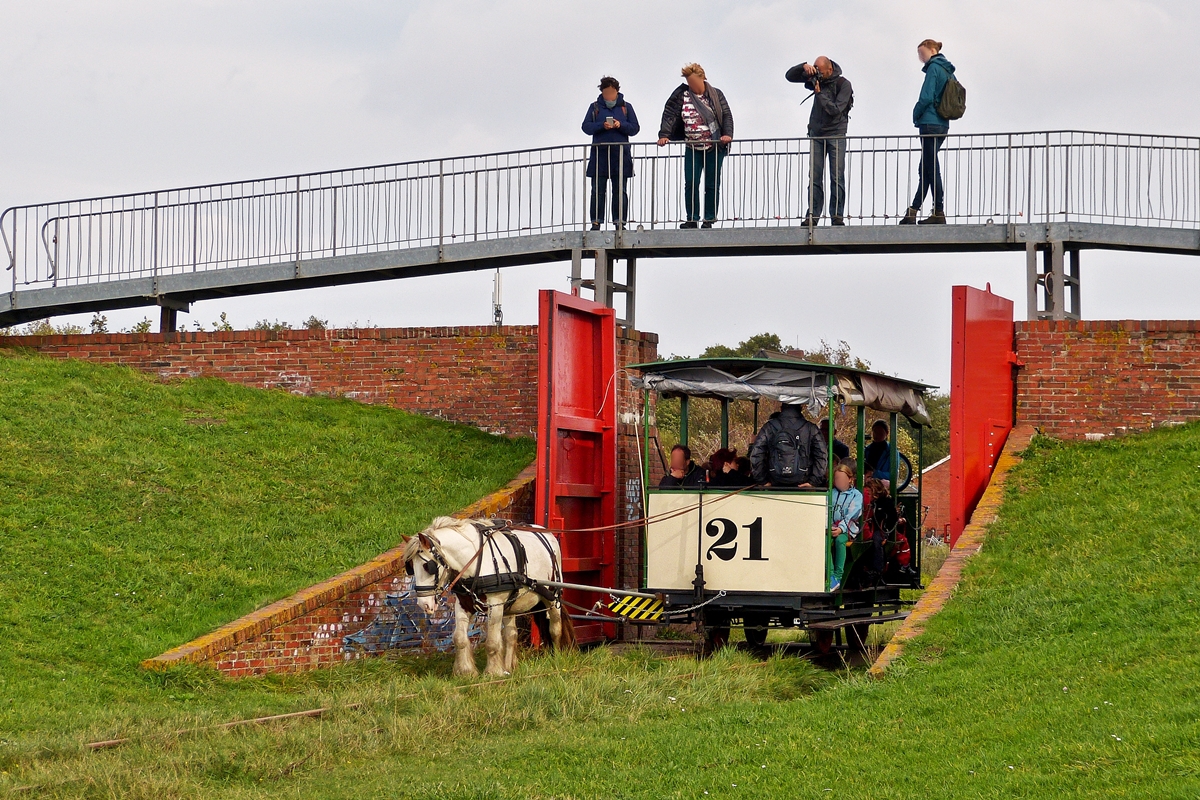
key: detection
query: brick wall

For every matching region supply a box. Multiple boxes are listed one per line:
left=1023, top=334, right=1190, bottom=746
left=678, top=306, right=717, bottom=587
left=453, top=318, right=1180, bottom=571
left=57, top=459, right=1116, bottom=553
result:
left=1015, top=320, right=1200, bottom=439
left=0, top=326, right=540, bottom=436
left=920, top=456, right=951, bottom=541
left=144, top=465, right=536, bottom=677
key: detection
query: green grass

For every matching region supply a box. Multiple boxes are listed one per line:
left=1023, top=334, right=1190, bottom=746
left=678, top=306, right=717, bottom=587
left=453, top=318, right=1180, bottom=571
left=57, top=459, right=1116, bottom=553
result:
left=3, top=351, right=1199, bottom=797
left=0, top=350, right=533, bottom=742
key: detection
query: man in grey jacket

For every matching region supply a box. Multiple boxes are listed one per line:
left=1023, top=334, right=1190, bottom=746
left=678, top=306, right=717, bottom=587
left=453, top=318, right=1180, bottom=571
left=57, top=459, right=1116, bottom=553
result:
left=787, top=57, right=854, bottom=226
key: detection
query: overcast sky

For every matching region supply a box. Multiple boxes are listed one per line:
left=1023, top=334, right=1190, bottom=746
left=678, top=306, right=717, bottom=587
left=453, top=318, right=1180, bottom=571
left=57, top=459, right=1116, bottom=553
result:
left=3, top=1, right=1199, bottom=386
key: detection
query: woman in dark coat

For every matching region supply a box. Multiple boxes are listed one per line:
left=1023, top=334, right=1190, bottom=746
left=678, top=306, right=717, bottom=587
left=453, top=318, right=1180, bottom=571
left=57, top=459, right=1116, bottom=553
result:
left=581, top=76, right=640, bottom=230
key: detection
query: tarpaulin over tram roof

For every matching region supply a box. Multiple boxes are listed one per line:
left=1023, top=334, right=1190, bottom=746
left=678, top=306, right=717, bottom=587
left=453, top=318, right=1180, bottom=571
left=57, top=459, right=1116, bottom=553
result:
left=629, top=352, right=934, bottom=426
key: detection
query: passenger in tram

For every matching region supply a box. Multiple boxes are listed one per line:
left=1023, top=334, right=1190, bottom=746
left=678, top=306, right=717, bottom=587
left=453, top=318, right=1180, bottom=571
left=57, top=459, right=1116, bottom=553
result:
left=659, top=443, right=706, bottom=488
left=708, top=447, right=753, bottom=488
left=862, top=477, right=898, bottom=581
left=735, top=456, right=753, bottom=481
left=863, top=419, right=893, bottom=484
left=582, top=76, right=641, bottom=231
left=656, top=63, right=734, bottom=229
left=748, top=402, right=828, bottom=488
left=829, top=463, right=863, bottom=593
left=818, top=417, right=851, bottom=461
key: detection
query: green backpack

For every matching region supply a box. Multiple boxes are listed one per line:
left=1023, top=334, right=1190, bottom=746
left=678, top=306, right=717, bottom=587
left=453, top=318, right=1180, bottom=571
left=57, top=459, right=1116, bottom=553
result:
left=937, top=75, right=967, bottom=120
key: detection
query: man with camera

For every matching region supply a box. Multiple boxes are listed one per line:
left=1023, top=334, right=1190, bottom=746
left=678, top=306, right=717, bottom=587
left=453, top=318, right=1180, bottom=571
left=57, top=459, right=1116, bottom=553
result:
left=786, top=56, right=854, bottom=226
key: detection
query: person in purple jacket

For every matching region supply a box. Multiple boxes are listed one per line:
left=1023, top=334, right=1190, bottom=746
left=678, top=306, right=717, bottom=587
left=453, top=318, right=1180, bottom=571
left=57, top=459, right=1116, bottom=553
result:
left=582, top=76, right=640, bottom=230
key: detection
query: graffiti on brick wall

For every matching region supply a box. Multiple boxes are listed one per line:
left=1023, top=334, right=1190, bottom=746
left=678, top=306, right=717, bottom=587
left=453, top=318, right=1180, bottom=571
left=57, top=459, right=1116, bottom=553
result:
left=624, top=477, right=643, bottom=522
left=343, top=576, right=482, bottom=654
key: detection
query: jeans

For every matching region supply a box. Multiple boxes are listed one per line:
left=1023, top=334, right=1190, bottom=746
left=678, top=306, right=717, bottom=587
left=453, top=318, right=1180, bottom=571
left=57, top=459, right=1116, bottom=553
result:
left=683, top=146, right=726, bottom=222
left=590, top=176, right=629, bottom=225
left=911, top=124, right=949, bottom=211
left=806, top=136, right=847, bottom=219
left=831, top=531, right=850, bottom=585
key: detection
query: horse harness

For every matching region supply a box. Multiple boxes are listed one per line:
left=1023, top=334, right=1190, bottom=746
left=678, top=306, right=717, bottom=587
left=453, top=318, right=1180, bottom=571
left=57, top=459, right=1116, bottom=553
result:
left=411, top=520, right=563, bottom=614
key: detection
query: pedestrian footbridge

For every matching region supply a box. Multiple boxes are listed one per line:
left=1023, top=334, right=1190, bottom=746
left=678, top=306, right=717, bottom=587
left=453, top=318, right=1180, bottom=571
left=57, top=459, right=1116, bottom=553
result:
left=3, top=130, right=1198, bottom=329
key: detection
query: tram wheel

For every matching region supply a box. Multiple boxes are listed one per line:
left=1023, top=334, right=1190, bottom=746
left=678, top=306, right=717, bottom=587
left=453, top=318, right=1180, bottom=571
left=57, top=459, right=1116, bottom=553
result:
left=742, top=611, right=769, bottom=648
left=810, top=628, right=835, bottom=655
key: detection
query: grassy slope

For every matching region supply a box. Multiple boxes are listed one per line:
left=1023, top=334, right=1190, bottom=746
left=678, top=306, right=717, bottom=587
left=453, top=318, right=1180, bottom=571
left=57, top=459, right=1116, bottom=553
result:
left=0, top=351, right=534, bottom=740
left=3, top=356, right=1199, bottom=798
left=281, top=427, right=1200, bottom=799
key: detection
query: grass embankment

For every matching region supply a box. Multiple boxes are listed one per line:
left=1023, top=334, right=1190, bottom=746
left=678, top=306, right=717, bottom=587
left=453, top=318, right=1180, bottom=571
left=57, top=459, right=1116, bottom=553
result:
left=0, top=352, right=533, bottom=745
left=3, top=351, right=1199, bottom=797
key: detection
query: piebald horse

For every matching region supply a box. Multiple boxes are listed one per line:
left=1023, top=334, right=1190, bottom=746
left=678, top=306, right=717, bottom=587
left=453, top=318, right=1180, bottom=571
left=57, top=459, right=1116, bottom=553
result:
left=403, top=517, right=576, bottom=676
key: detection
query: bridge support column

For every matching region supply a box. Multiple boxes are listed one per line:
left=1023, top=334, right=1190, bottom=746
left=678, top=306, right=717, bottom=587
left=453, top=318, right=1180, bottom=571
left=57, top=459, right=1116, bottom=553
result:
left=1026, top=241, right=1080, bottom=321
left=156, top=297, right=189, bottom=334
left=579, top=249, right=637, bottom=328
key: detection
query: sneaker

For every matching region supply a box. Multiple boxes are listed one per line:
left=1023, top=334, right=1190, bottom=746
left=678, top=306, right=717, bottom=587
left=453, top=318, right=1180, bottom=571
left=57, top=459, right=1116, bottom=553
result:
left=701, top=220, right=714, bottom=229
left=679, top=220, right=699, bottom=229
left=898, top=207, right=919, bottom=225
left=614, top=222, right=627, bottom=231
left=589, top=222, right=601, bottom=231
left=918, top=210, right=947, bottom=225
left=830, top=216, right=845, bottom=226
left=828, top=577, right=841, bottom=593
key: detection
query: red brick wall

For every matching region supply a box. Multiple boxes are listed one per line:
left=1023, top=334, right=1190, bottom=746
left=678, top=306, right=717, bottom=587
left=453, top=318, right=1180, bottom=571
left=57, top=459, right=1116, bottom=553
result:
left=1, top=326, right=540, bottom=437
left=1015, top=320, right=1200, bottom=439
left=920, top=457, right=952, bottom=541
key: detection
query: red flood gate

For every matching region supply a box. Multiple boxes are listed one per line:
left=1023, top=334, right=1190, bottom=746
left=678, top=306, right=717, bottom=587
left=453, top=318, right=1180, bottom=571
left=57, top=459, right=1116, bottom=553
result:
left=950, top=284, right=1017, bottom=546
left=535, top=290, right=617, bottom=643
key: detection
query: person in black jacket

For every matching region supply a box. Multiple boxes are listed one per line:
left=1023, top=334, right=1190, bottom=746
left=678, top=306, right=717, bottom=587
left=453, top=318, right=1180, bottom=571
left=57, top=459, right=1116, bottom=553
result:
left=659, top=444, right=705, bottom=488
left=708, top=447, right=753, bottom=488
left=786, top=57, right=853, bottom=226
left=748, top=404, right=829, bottom=488
left=582, top=76, right=640, bottom=230
left=656, top=63, right=734, bottom=229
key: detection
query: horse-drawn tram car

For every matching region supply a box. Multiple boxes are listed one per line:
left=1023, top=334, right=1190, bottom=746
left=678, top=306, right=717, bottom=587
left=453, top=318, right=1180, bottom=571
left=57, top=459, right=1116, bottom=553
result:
left=630, top=354, right=933, bottom=654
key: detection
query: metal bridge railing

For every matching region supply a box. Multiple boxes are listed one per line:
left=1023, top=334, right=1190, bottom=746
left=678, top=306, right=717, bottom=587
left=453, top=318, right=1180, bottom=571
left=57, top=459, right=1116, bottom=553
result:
left=3, top=130, right=1198, bottom=292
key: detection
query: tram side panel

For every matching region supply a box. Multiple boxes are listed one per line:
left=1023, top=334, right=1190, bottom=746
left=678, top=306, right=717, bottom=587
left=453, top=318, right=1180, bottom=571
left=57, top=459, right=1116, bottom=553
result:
left=646, top=492, right=828, bottom=594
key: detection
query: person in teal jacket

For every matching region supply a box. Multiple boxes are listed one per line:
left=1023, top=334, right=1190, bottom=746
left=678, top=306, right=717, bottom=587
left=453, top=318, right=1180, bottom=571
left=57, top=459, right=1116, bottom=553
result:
left=900, top=39, right=955, bottom=226
left=828, top=463, right=863, bottom=592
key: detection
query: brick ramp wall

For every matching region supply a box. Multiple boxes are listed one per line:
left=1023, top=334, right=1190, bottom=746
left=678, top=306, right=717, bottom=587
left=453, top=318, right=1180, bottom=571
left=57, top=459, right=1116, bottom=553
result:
left=142, top=464, right=536, bottom=677
left=0, top=326, right=539, bottom=436
left=1016, top=320, right=1200, bottom=440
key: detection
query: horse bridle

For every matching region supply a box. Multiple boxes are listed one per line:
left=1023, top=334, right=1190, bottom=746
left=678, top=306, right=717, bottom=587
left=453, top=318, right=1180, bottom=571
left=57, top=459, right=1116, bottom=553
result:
left=405, top=546, right=450, bottom=597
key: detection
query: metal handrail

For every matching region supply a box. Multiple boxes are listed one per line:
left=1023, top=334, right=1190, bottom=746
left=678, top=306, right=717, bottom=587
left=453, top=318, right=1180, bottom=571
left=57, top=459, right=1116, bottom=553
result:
left=3, top=130, right=1198, bottom=292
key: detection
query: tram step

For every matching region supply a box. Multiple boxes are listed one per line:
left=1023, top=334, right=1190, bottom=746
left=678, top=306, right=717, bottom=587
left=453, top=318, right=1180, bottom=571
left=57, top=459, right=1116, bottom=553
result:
left=806, top=612, right=909, bottom=631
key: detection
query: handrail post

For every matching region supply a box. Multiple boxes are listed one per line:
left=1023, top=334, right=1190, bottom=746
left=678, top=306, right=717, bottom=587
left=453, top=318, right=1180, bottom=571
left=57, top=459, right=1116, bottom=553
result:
left=438, top=159, right=445, bottom=258
left=294, top=177, right=302, bottom=271
left=152, top=191, right=159, bottom=288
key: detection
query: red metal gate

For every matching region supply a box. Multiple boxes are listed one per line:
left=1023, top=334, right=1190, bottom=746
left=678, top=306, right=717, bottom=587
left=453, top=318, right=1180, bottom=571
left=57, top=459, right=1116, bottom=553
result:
left=535, top=290, right=617, bottom=643
left=950, top=284, right=1017, bottom=546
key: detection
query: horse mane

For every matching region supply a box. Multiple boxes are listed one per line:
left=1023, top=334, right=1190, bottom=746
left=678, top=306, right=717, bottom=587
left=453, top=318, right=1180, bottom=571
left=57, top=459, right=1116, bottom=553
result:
left=403, top=516, right=487, bottom=561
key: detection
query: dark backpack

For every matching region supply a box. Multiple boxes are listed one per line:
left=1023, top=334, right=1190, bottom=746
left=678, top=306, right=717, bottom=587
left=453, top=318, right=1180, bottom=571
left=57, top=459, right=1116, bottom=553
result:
left=937, top=75, right=966, bottom=120
left=767, top=417, right=814, bottom=485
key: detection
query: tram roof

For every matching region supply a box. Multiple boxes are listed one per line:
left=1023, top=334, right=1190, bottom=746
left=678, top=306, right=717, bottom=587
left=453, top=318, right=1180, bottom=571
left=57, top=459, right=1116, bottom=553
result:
left=629, top=353, right=936, bottom=425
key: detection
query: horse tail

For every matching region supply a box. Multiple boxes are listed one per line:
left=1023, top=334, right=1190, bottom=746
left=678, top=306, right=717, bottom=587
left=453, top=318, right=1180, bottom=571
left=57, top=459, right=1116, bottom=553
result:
left=556, top=605, right=578, bottom=651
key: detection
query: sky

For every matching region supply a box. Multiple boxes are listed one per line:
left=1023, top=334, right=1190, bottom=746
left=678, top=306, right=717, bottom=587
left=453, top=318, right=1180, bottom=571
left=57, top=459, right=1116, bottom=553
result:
left=2, top=0, right=1199, bottom=386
